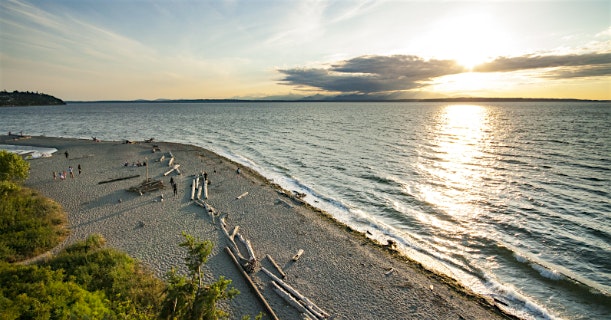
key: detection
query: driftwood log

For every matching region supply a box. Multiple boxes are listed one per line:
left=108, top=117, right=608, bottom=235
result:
left=261, top=267, right=329, bottom=319
left=190, top=178, right=196, bottom=200
left=220, top=215, right=249, bottom=267
left=225, top=247, right=279, bottom=320
left=99, top=174, right=140, bottom=184
left=163, top=164, right=180, bottom=176
left=236, top=192, right=249, bottom=199
left=203, top=177, right=208, bottom=199
left=127, top=179, right=164, bottom=194
left=271, top=281, right=318, bottom=320
left=236, top=233, right=257, bottom=262
left=265, top=254, right=287, bottom=279
left=197, top=181, right=203, bottom=200
left=292, top=249, right=304, bottom=261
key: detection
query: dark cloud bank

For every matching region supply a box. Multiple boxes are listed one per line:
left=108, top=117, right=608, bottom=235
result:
left=278, top=52, right=611, bottom=97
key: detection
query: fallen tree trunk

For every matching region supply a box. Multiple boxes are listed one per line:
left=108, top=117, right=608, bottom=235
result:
left=261, top=267, right=329, bottom=319
left=163, top=164, right=180, bottom=176
left=225, top=247, right=279, bottom=320
left=271, top=281, right=318, bottom=320
left=236, top=233, right=257, bottom=263
left=99, top=174, right=140, bottom=184
left=220, top=215, right=248, bottom=265
left=197, top=181, right=203, bottom=200
left=265, top=254, right=287, bottom=279
left=190, top=178, right=196, bottom=200
left=203, top=177, right=208, bottom=199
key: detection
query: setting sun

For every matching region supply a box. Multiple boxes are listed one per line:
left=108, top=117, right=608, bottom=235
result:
left=415, top=11, right=515, bottom=70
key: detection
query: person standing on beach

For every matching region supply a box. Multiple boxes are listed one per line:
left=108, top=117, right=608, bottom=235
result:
left=78, top=164, right=82, bottom=175
left=53, top=171, right=57, bottom=180
left=64, top=150, right=69, bottom=159
left=68, top=166, right=74, bottom=178
left=173, top=182, right=177, bottom=197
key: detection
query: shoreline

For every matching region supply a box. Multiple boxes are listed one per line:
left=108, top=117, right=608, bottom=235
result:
left=2, top=135, right=516, bottom=319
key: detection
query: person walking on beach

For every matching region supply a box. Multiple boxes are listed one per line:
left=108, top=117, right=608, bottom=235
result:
left=53, top=171, right=57, bottom=180
left=78, top=164, right=82, bottom=175
left=68, top=166, right=74, bottom=178
left=64, top=150, right=69, bottom=159
left=173, top=182, right=177, bottom=197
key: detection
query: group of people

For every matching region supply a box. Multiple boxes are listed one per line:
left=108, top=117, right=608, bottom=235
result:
left=124, top=160, right=147, bottom=167
left=53, top=164, right=81, bottom=180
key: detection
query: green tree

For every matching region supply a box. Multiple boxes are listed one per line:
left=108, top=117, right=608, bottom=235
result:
left=0, top=262, right=111, bottom=319
left=160, top=232, right=239, bottom=320
left=0, top=150, right=29, bottom=183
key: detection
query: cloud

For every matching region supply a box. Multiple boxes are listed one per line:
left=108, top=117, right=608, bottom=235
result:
left=473, top=52, right=611, bottom=79
left=278, top=55, right=465, bottom=94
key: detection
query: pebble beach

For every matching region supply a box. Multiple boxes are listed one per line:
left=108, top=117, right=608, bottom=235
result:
left=3, top=135, right=513, bottom=320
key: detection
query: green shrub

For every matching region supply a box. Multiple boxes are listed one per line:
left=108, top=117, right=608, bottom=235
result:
left=45, top=234, right=165, bottom=318
left=160, top=232, right=239, bottom=320
left=0, top=150, right=29, bottom=182
left=0, top=262, right=111, bottom=319
left=0, top=186, right=67, bottom=262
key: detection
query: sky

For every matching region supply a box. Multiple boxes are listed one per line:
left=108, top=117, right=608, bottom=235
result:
left=0, top=0, right=609, bottom=101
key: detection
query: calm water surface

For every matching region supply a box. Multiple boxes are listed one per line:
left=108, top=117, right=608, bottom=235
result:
left=2, top=101, right=610, bottom=319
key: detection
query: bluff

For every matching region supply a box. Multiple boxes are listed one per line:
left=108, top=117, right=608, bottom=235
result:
left=0, top=90, right=65, bottom=106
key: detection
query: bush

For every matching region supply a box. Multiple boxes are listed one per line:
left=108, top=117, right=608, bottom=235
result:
left=0, top=186, right=67, bottom=262
left=0, top=150, right=29, bottom=182
left=160, top=232, right=239, bottom=320
left=45, top=234, right=165, bottom=318
left=0, top=262, right=111, bottom=319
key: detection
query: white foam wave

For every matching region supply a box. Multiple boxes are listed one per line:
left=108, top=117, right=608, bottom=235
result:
left=531, top=263, right=564, bottom=281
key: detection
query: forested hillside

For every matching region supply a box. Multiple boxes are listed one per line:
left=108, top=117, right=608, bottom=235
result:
left=0, top=90, right=65, bottom=106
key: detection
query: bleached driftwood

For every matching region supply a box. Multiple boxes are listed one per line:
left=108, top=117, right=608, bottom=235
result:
left=225, top=247, right=279, bottom=320
left=159, top=155, right=165, bottom=162
left=266, top=254, right=287, bottom=279
left=203, top=178, right=208, bottom=199
left=163, top=164, right=180, bottom=176
left=220, top=215, right=248, bottom=265
left=385, top=267, right=395, bottom=276
left=292, top=249, right=304, bottom=261
left=236, top=192, right=249, bottom=199
left=168, top=156, right=175, bottom=167
left=271, top=281, right=318, bottom=320
left=230, top=226, right=240, bottom=239
left=197, top=182, right=203, bottom=200
left=190, top=178, right=196, bottom=200
left=203, top=201, right=217, bottom=215
left=261, top=267, right=329, bottom=319
left=236, top=233, right=257, bottom=263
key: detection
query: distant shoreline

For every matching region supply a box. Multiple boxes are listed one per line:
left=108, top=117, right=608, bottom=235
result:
left=66, top=97, right=610, bottom=104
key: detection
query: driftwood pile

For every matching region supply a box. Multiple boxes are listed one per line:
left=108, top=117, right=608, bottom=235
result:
left=128, top=179, right=164, bottom=195
left=189, top=170, right=330, bottom=320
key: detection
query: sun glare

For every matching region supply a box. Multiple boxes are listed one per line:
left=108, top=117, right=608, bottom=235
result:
left=415, top=104, right=491, bottom=222
left=414, top=12, right=514, bottom=70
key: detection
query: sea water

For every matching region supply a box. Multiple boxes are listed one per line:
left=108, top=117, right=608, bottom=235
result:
left=1, top=101, right=609, bottom=319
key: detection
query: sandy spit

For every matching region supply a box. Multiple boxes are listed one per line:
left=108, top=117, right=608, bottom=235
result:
left=2, top=135, right=515, bottom=320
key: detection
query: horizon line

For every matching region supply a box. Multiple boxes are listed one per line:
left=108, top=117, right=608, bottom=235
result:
left=66, top=97, right=610, bottom=103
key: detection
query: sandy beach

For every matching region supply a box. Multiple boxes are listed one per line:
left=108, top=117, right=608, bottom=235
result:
left=2, top=135, right=513, bottom=320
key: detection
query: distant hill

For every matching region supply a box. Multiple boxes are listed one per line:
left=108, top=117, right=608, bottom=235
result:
left=0, top=90, right=65, bottom=106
